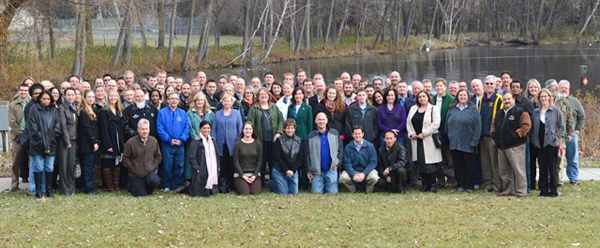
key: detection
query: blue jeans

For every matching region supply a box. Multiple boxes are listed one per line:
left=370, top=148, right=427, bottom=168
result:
left=270, top=168, right=298, bottom=194
left=311, top=169, right=338, bottom=194
left=28, top=156, right=46, bottom=193
left=162, top=145, right=184, bottom=189
left=81, top=152, right=96, bottom=193
left=31, top=155, right=55, bottom=172
left=566, top=132, right=580, bottom=183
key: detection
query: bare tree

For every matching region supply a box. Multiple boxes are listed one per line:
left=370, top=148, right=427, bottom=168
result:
left=323, top=0, right=334, bottom=47
left=158, top=0, right=165, bottom=48
left=73, top=0, right=87, bottom=75
left=196, top=0, right=214, bottom=62
left=334, top=0, right=350, bottom=49
left=85, top=4, right=93, bottom=46
left=372, top=0, right=392, bottom=49
left=579, top=0, right=600, bottom=36
left=304, top=0, right=310, bottom=51
left=242, top=0, right=251, bottom=58
left=181, top=0, right=196, bottom=68
left=533, top=0, right=546, bottom=42
left=167, top=0, right=178, bottom=62
left=262, top=0, right=291, bottom=63
left=0, top=0, right=30, bottom=44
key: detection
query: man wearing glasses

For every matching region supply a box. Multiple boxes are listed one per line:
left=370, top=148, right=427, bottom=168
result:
left=479, top=75, right=504, bottom=193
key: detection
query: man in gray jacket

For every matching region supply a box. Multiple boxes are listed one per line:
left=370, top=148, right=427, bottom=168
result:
left=306, top=113, right=343, bottom=194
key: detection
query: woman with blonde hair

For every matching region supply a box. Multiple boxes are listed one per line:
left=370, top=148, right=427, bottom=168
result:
left=525, top=79, right=541, bottom=106
left=211, top=93, right=244, bottom=192
left=78, top=90, right=100, bottom=194
left=98, top=89, right=125, bottom=192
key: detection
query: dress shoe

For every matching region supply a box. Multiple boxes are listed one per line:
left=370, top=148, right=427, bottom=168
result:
left=570, top=182, right=580, bottom=186
left=398, top=190, right=406, bottom=195
left=10, top=187, right=19, bottom=192
left=517, top=195, right=526, bottom=199
left=22, top=178, right=29, bottom=183
left=430, top=186, right=436, bottom=193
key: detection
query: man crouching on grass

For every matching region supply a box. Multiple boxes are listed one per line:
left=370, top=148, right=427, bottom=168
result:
left=122, top=119, right=162, bottom=197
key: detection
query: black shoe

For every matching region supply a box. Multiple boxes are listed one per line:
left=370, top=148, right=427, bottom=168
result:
left=45, top=172, right=54, bottom=198
left=10, top=187, right=19, bottom=192
left=430, top=185, right=437, bottom=193
left=34, top=172, right=43, bottom=199
left=557, top=183, right=563, bottom=187
left=420, top=185, right=429, bottom=192
left=22, top=178, right=29, bottom=183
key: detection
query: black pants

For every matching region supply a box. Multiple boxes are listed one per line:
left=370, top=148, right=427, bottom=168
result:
left=452, top=150, right=477, bottom=190
left=420, top=172, right=437, bottom=187
left=376, top=167, right=408, bottom=192
left=221, top=144, right=234, bottom=192
left=537, top=146, right=558, bottom=197
left=128, top=173, right=161, bottom=197
left=529, top=143, right=538, bottom=190
left=261, top=141, right=274, bottom=187
left=20, top=148, right=29, bottom=180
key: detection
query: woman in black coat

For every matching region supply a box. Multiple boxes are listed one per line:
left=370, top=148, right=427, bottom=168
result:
left=98, top=90, right=126, bottom=192
left=188, top=121, right=220, bottom=196
left=27, top=91, right=61, bottom=198
left=78, top=90, right=100, bottom=194
left=313, top=85, right=347, bottom=140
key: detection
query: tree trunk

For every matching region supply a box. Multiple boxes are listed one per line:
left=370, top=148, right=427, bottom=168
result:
left=579, top=0, right=600, bottom=36
left=47, top=17, right=55, bottom=58
left=158, top=0, right=166, bottom=48
left=122, top=7, right=134, bottom=67
left=137, top=10, right=148, bottom=48
left=372, top=0, right=393, bottom=48
left=403, top=0, right=416, bottom=49
left=334, top=0, right=351, bottom=49
left=242, top=0, right=251, bottom=57
left=35, top=17, right=43, bottom=59
left=427, top=2, right=438, bottom=40
left=323, top=0, right=335, bottom=47
left=196, top=0, right=214, bottom=62
left=316, top=0, right=321, bottom=46
left=290, top=0, right=297, bottom=50
left=533, top=0, right=545, bottom=42
left=262, top=0, right=290, bottom=63
left=295, top=8, right=306, bottom=55
left=415, top=0, right=423, bottom=36
left=85, top=5, right=93, bottom=46
left=73, top=0, right=87, bottom=76
left=181, top=0, right=196, bottom=68
left=304, top=0, right=310, bottom=51
left=167, top=0, right=178, bottom=62
left=0, top=0, right=30, bottom=44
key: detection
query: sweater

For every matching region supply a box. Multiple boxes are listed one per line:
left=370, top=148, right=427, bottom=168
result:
left=211, top=109, right=243, bottom=156
left=377, top=104, right=407, bottom=138
left=232, top=139, right=263, bottom=177
left=122, top=135, right=162, bottom=179
left=445, top=104, right=482, bottom=153
left=567, top=96, right=586, bottom=132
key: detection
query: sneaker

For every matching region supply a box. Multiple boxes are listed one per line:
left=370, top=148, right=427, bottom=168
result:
left=557, top=183, right=563, bottom=187
left=466, top=189, right=473, bottom=193
left=474, top=184, right=480, bottom=189
left=457, top=187, right=465, bottom=192
left=163, top=188, right=170, bottom=192
left=570, top=182, right=580, bottom=186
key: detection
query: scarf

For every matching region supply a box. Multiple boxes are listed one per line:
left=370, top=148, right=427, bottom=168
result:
left=243, top=98, right=254, bottom=107
left=325, top=99, right=335, bottom=113
left=201, top=135, right=218, bottom=189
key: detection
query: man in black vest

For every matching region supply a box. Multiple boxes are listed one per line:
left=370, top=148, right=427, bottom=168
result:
left=491, top=92, right=531, bottom=199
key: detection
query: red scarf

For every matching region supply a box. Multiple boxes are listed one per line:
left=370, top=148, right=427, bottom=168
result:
left=243, top=98, right=254, bottom=107
left=325, top=99, right=335, bottom=113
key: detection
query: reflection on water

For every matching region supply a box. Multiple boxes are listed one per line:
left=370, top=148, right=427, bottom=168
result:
left=183, top=44, right=600, bottom=91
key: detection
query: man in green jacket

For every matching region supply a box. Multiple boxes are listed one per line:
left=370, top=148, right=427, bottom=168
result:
left=8, top=83, right=30, bottom=191
left=558, top=80, right=586, bottom=185
left=432, top=78, right=456, bottom=188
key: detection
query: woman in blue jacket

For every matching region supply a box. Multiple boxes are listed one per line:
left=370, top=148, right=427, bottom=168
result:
left=212, top=94, right=243, bottom=192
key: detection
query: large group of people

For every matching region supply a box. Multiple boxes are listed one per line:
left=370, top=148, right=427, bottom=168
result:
left=7, top=69, right=586, bottom=199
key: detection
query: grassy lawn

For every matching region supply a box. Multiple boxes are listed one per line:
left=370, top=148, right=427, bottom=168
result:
left=1, top=182, right=598, bottom=246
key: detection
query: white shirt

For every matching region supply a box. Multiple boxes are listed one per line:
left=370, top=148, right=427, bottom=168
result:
left=276, top=96, right=292, bottom=120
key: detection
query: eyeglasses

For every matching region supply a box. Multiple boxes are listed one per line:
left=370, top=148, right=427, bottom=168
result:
left=485, top=83, right=495, bottom=85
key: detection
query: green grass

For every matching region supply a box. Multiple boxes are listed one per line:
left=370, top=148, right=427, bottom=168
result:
left=1, top=183, right=599, bottom=246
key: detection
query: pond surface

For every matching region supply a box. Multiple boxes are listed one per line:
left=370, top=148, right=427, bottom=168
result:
left=185, top=43, right=600, bottom=91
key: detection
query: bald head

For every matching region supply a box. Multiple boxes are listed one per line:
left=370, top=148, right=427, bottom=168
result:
left=134, top=90, right=145, bottom=103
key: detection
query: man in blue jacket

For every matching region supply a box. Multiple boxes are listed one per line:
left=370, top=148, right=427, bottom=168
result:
left=340, top=126, right=380, bottom=193
left=157, top=93, right=190, bottom=191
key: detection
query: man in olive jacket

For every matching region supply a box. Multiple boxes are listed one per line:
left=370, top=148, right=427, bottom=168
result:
left=8, top=83, right=30, bottom=191
left=491, top=92, right=531, bottom=199
left=123, top=119, right=162, bottom=197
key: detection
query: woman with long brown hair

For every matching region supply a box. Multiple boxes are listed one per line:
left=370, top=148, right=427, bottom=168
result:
left=98, top=89, right=125, bottom=192
left=313, top=85, right=347, bottom=139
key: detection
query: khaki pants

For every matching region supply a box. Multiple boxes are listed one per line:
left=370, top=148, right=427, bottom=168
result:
left=498, top=143, right=527, bottom=196
left=340, top=170, right=380, bottom=193
left=480, top=137, right=501, bottom=191
left=11, top=140, right=27, bottom=188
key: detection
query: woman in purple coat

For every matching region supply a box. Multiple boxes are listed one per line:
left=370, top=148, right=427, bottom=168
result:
left=377, top=88, right=407, bottom=146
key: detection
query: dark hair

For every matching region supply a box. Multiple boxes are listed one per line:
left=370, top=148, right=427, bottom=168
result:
left=117, top=76, right=126, bottom=82
left=502, top=91, right=514, bottom=98
left=383, top=88, right=399, bottom=105
left=264, top=71, right=275, bottom=77
left=449, top=89, right=474, bottom=108
left=207, top=79, right=216, bottom=85
left=240, top=122, right=258, bottom=139
left=199, top=120, right=211, bottom=130
left=18, top=83, right=29, bottom=89
left=148, top=73, right=157, bottom=78
left=372, top=90, right=385, bottom=108
left=67, top=74, right=80, bottom=82
left=383, top=130, right=397, bottom=137
left=414, top=90, right=432, bottom=107
left=149, top=89, right=162, bottom=99
left=103, top=74, right=112, bottom=79
left=64, top=87, right=77, bottom=96
left=291, top=87, right=306, bottom=105
left=352, top=125, right=364, bottom=133
left=364, top=84, right=374, bottom=90
left=37, top=91, right=54, bottom=106
left=510, top=80, right=523, bottom=88
left=29, top=83, right=44, bottom=97
left=283, top=118, right=297, bottom=129
left=48, top=87, right=62, bottom=101
left=500, top=71, right=512, bottom=79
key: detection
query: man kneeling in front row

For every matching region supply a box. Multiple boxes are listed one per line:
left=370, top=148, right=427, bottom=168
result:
left=122, top=118, right=162, bottom=196
left=376, top=130, right=408, bottom=194
left=340, top=126, right=380, bottom=193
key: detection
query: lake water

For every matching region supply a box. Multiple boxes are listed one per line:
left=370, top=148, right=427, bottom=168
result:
left=185, top=43, right=600, bottom=91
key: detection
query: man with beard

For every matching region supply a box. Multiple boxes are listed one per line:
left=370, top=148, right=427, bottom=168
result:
left=545, top=79, right=575, bottom=186
left=123, top=70, right=135, bottom=86
left=558, top=80, right=586, bottom=186
left=123, top=90, right=161, bottom=187
left=373, top=78, right=384, bottom=90
left=308, top=79, right=326, bottom=110
left=197, top=71, right=207, bottom=90
left=203, top=79, right=220, bottom=111
left=179, top=82, right=191, bottom=111
left=342, top=81, right=356, bottom=107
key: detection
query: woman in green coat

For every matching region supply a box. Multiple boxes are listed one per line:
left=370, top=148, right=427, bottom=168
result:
left=180, top=92, right=215, bottom=191
left=247, top=88, right=284, bottom=187
left=287, top=88, right=313, bottom=190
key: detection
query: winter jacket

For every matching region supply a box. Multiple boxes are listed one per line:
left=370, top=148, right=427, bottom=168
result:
left=157, top=107, right=190, bottom=146
left=491, top=106, right=531, bottom=149
left=8, top=97, right=28, bottom=141
left=345, top=103, right=379, bottom=143
left=188, top=135, right=220, bottom=196
left=123, top=103, right=159, bottom=140
left=247, top=103, right=284, bottom=144
left=26, top=103, right=61, bottom=156
left=273, top=134, right=303, bottom=172
left=59, top=102, right=78, bottom=146
left=78, top=108, right=100, bottom=154
left=287, top=102, right=313, bottom=140
left=343, top=140, right=378, bottom=177
left=98, top=108, right=126, bottom=155
left=306, top=128, right=343, bottom=175
left=122, top=135, right=162, bottom=179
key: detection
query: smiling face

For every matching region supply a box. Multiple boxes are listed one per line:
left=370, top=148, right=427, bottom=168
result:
left=200, top=123, right=211, bottom=138
left=64, top=89, right=75, bottom=104
left=374, top=92, right=384, bottom=105
left=85, top=91, right=95, bottom=105
left=242, top=123, right=254, bottom=138
left=539, top=91, right=551, bottom=107
left=386, top=90, right=396, bottom=104
left=285, top=125, right=296, bottom=137
left=294, top=89, right=305, bottom=104
left=257, top=89, right=270, bottom=103
left=457, top=91, right=469, bottom=105
left=108, top=91, right=119, bottom=105
left=221, top=95, right=233, bottom=109
left=417, top=92, right=429, bottom=105
left=326, top=88, right=337, bottom=101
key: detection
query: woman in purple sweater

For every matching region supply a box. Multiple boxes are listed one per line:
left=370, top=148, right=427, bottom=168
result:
left=377, top=88, right=407, bottom=146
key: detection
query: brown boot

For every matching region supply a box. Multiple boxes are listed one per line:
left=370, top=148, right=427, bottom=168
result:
left=113, top=167, right=121, bottom=192
left=102, top=168, right=114, bottom=192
